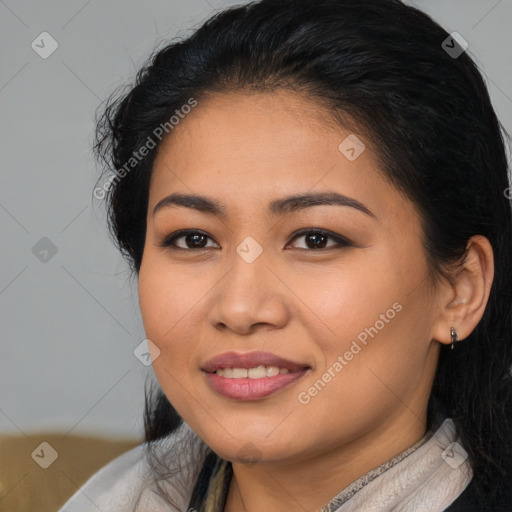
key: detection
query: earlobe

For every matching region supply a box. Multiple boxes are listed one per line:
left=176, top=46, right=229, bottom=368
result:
left=432, top=234, right=494, bottom=347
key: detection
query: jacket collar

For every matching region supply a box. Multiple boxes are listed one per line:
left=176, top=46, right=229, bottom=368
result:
left=192, top=418, right=472, bottom=512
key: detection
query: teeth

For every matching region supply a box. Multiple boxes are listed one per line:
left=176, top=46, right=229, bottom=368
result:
left=215, top=365, right=292, bottom=378
left=248, top=366, right=267, bottom=379
left=232, top=368, right=248, bottom=378
left=266, top=366, right=280, bottom=377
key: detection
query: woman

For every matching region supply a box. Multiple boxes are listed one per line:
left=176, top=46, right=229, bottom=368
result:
left=59, top=0, right=512, bottom=510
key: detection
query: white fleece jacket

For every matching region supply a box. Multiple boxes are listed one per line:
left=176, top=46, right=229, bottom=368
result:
left=58, top=418, right=472, bottom=512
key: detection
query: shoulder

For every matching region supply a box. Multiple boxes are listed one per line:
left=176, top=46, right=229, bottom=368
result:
left=57, top=422, right=207, bottom=512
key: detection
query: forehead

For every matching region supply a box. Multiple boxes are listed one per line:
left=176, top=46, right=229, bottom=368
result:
left=153, top=90, right=342, bottom=171
left=149, top=90, right=409, bottom=222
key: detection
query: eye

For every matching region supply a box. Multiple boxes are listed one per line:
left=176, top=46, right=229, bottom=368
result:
left=286, top=229, right=352, bottom=250
left=158, top=230, right=219, bottom=250
left=158, top=228, right=352, bottom=252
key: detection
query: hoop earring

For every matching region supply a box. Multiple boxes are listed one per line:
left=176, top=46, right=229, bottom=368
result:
left=450, top=326, right=459, bottom=350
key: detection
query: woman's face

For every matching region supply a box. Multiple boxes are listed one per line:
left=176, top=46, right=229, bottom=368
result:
left=138, top=90, right=442, bottom=463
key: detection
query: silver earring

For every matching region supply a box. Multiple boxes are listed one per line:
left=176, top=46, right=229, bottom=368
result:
left=450, top=326, right=459, bottom=350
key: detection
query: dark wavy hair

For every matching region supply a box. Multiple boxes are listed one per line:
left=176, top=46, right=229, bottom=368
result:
left=93, top=0, right=512, bottom=509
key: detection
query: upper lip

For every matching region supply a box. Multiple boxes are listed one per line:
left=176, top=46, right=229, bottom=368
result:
left=202, top=351, right=310, bottom=373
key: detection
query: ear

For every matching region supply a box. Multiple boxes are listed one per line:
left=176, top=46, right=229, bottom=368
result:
left=431, top=235, right=494, bottom=346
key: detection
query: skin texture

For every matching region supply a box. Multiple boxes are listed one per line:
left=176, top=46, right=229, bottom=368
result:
left=138, top=90, right=494, bottom=512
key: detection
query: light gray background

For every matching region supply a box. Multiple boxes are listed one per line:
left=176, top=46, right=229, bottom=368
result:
left=1, top=0, right=511, bottom=440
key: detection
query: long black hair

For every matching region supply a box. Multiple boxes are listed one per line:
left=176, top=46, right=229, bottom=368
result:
left=94, top=0, right=512, bottom=509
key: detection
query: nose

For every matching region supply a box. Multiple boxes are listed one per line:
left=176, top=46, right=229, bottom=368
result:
left=208, top=249, right=291, bottom=336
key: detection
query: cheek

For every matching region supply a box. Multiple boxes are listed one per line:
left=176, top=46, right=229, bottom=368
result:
left=138, top=264, right=169, bottom=340
left=303, top=245, right=433, bottom=395
left=302, top=250, right=402, bottom=346
left=138, top=253, right=196, bottom=338
left=137, top=257, right=197, bottom=373
left=138, top=260, right=203, bottom=414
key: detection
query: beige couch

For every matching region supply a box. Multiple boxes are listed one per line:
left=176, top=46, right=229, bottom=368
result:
left=0, top=433, right=141, bottom=512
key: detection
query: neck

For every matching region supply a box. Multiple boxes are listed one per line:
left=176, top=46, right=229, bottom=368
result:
left=223, top=411, right=428, bottom=512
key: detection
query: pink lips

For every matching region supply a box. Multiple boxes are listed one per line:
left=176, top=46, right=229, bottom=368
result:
left=202, top=351, right=310, bottom=400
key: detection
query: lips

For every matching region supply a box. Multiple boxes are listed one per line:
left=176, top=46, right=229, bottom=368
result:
left=202, top=351, right=309, bottom=373
left=202, top=351, right=311, bottom=400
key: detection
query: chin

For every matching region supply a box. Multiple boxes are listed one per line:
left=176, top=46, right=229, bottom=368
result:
left=203, top=431, right=304, bottom=465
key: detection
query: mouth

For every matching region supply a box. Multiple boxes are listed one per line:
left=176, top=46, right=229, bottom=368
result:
left=212, top=366, right=294, bottom=378
left=201, top=351, right=311, bottom=400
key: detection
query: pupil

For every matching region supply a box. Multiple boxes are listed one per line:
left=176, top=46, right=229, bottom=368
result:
left=188, top=233, right=207, bottom=248
left=307, top=233, right=327, bottom=249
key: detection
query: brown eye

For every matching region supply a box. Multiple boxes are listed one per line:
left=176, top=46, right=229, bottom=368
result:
left=287, top=229, right=352, bottom=250
left=304, top=232, right=329, bottom=249
left=159, top=230, right=219, bottom=250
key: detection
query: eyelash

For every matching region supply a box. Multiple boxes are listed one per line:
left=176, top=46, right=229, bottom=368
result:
left=158, top=228, right=352, bottom=252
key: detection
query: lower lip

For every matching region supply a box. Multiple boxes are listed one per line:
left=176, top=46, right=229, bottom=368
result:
left=204, top=370, right=309, bottom=400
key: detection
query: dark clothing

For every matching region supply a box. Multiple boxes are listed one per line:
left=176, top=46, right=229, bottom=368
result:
left=443, top=477, right=502, bottom=512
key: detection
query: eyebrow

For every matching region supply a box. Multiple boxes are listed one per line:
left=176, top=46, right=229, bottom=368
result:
left=153, top=191, right=375, bottom=218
